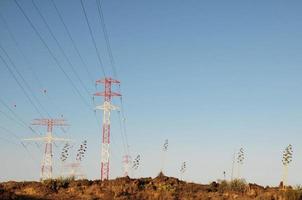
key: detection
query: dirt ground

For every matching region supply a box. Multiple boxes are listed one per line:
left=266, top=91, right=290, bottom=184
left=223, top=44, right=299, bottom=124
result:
left=0, top=173, right=301, bottom=200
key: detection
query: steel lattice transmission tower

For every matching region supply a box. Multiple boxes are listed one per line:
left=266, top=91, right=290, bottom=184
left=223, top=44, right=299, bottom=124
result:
left=24, top=119, right=70, bottom=180
left=94, top=77, right=121, bottom=180
left=123, top=154, right=131, bottom=177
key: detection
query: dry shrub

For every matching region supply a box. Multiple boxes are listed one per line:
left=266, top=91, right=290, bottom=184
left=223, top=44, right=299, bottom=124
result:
left=217, top=180, right=229, bottom=193
left=217, top=179, right=247, bottom=193
left=42, top=176, right=75, bottom=191
left=229, top=179, right=247, bottom=193
left=282, top=185, right=302, bottom=200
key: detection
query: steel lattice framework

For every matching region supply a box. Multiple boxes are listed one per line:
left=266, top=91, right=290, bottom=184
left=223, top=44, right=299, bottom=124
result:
left=24, top=119, right=70, bottom=180
left=123, top=154, right=131, bottom=177
left=94, top=77, right=121, bottom=180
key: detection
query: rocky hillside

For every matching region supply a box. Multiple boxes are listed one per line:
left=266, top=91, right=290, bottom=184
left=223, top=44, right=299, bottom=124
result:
left=0, top=174, right=301, bottom=200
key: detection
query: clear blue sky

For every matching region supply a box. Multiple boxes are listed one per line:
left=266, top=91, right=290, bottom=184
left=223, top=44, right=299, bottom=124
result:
left=0, top=0, right=302, bottom=186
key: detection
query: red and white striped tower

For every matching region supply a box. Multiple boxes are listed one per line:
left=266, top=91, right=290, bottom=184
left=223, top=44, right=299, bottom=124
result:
left=24, top=119, right=70, bottom=180
left=94, top=77, right=121, bottom=180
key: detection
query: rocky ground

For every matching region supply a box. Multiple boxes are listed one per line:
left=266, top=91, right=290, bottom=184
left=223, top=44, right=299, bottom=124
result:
left=0, top=173, right=301, bottom=200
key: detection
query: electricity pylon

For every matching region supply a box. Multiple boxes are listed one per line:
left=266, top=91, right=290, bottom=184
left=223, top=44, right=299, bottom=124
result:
left=24, top=119, right=70, bottom=180
left=94, top=77, right=121, bottom=180
left=122, top=154, right=131, bottom=177
left=282, top=144, right=293, bottom=187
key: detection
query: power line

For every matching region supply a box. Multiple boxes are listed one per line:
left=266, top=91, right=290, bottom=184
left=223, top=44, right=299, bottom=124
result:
left=50, top=0, right=95, bottom=84
left=34, top=0, right=104, bottom=143
left=0, top=11, right=64, bottom=117
left=0, top=51, right=44, bottom=119
left=0, top=135, right=18, bottom=145
left=80, top=0, right=106, bottom=77
left=32, top=0, right=91, bottom=97
left=14, top=0, right=91, bottom=109
left=0, top=97, right=41, bottom=136
left=118, top=97, right=129, bottom=151
left=0, top=125, right=39, bottom=162
left=0, top=100, right=43, bottom=149
left=0, top=98, right=42, bottom=137
left=0, top=12, right=44, bottom=91
left=79, top=0, right=125, bottom=160
left=0, top=108, right=29, bottom=133
left=0, top=44, right=51, bottom=118
left=117, top=110, right=127, bottom=154
left=14, top=0, right=109, bottom=153
left=96, top=0, right=117, bottom=78
left=95, top=0, right=130, bottom=155
left=0, top=125, right=22, bottom=141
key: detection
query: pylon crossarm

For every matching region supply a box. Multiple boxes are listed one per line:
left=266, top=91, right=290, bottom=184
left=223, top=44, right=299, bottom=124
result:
left=95, top=103, right=119, bottom=111
left=93, top=92, right=121, bottom=97
left=53, top=137, right=71, bottom=142
left=96, top=78, right=120, bottom=84
left=23, top=137, right=46, bottom=141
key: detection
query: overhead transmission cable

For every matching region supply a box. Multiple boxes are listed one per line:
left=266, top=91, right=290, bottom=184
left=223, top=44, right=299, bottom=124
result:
left=0, top=44, right=51, bottom=119
left=14, top=0, right=91, bottom=109
left=50, top=0, right=95, bottom=84
left=0, top=52, right=44, bottom=119
left=80, top=0, right=106, bottom=77
left=0, top=99, right=42, bottom=148
left=0, top=135, right=18, bottom=145
left=0, top=108, right=36, bottom=136
left=0, top=11, right=65, bottom=118
left=96, top=0, right=130, bottom=154
left=0, top=12, right=44, bottom=90
left=0, top=106, right=42, bottom=149
left=0, top=124, right=23, bottom=141
left=0, top=98, right=41, bottom=136
left=96, top=0, right=117, bottom=78
left=15, top=0, right=110, bottom=150
left=0, top=125, right=39, bottom=162
left=79, top=0, right=125, bottom=154
left=32, top=0, right=91, bottom=97
left=46, top=2, right=105, bottom=142
left=117, top=110, right=127, bottom=154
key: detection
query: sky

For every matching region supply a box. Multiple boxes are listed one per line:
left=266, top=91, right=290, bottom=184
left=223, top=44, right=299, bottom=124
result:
left=0, top=0, right=302, bottom=186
